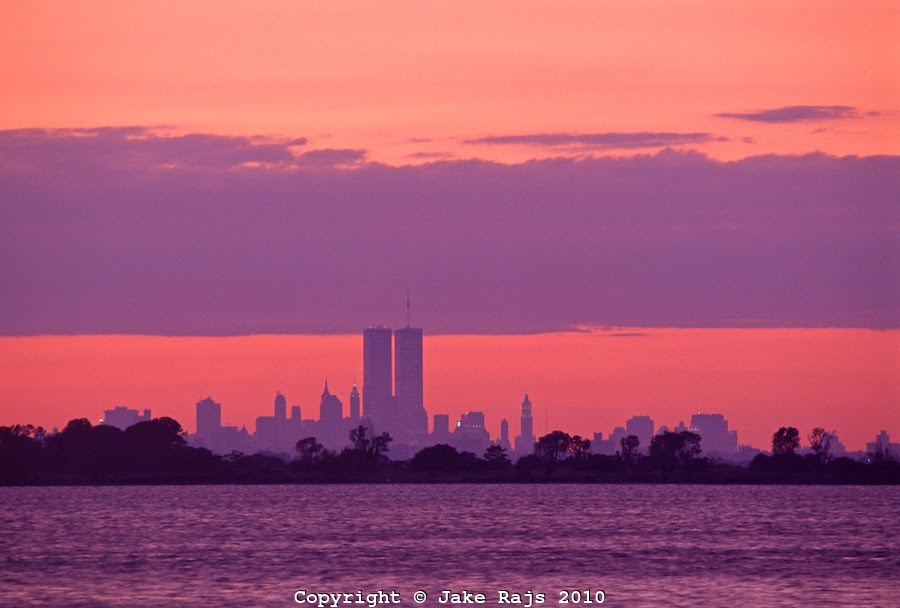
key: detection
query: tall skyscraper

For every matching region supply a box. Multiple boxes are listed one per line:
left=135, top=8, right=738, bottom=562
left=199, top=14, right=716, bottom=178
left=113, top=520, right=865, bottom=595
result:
left=196, top=396, right=221, bottom=438
left=274, top=392, right=287, bottom=420
left=363, top=325, right=394, bottom=432
left=349, top=383, right=360, bottom=422
left=514, top=393, right=536, bottom=453
left=395, top=326, right=426, bottom=437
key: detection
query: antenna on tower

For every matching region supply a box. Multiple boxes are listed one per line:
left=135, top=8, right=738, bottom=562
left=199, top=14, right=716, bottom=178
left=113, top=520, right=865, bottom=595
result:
left=406, top=288, right=410, bottom=328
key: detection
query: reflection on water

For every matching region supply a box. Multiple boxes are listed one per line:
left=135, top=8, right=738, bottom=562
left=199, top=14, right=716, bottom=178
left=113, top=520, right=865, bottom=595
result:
left=0, top=485, right=897, bottom=607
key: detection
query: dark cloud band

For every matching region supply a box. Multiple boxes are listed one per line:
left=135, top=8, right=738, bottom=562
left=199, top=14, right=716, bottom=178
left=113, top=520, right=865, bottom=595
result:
left=0, top=128, right=896, bottom=334
left=464, top=132, right=715, bottom=149
left=715, top=105, right=859, bottom=123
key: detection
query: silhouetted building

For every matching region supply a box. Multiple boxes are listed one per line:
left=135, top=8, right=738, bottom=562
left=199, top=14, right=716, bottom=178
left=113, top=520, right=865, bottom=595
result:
left=102, top=405, right=151, bottom=430
left=318, top=381, right=344, bottom=446
left=395, top=326, right=427, bottom=439
left=349, top=383, right=360, bottom=423
left=829, top=433, right=847, bottom=457
left=452, top=411, right=491, bottom=454
left=498, top=418, right=511, bottom=451
left=274, top=392, right=287, bottom=420
left=432, top=413, right=450, bottom=444
left=186, top=396, right=255, bottom=454
left=255, top=391, right=303, bottom=454
left=626, top=415, right=654, bottom=453
left=363, top=325, right=394, bottom=433
left=734, top=444, right=763, bottom=463
left=592, top=426, right=629, bottom=456
left=867, top=430, right=900, bottom=458
left=196, top=396, right=221, bottom=438
left=514, top=393, right=536, bottom=453
left=690, top=412, right=738, bottom=455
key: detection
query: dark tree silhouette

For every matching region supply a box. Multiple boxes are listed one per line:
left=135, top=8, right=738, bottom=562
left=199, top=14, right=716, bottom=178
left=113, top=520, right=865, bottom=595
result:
left=868, top=444, right=897, bottom=465
left=808, top=428, right=835, bottom=464
left=349, top=425, right=370, bottom=451
left=86, top=424, right=125, bottom=479
left=295, top=436, right=325, bottom=465
left=47, top=418, right=95, bottom=473
left=410, top=444, right=465, bottom=472
left=534, top=430, right=572, bottom=461
left=348, top=425, right=392, bottom=460
left=125, top=417, right=185, bottom=448
left=568, top=435, right=591, bottom=459
left=0, top=424, right=46, bottom=483
left=483, top=444, right=511, bottom=468
left=772, top=427, right=800, bottom=455
left=119, top=417, right=187, bottom=473
left=619, top=435, right=640, bottom=465
left=649, top=431, right=702, bottom=472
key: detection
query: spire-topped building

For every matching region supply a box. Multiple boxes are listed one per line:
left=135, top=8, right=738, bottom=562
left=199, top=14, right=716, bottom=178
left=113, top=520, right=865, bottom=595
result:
left=349, top=383, right=360, bottom=422
left=395, top=292, right=427, bottom=439
left=362, top=295, right=428, bottom=440
left=514, top=392, right=536, bottom=453
left=395, top=325, right=426, bottom=439
left=319, top=380, right=343, bottom=429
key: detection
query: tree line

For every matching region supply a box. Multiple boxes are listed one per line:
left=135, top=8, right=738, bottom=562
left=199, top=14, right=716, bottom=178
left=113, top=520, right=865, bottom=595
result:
left=1, top=417, right=897, bottom=484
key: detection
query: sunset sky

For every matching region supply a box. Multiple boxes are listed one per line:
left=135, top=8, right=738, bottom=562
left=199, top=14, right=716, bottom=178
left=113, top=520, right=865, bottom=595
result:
left=0, top=2, right=897, bottom=449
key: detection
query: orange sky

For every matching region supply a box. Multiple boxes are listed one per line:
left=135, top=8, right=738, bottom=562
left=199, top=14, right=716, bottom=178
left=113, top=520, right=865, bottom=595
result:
left=0, top=1, right=897, bottom=163
left=0, top=329, right=896, bottom=451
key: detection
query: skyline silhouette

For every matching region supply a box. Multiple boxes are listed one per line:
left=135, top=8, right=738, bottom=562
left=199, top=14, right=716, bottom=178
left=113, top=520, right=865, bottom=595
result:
left=0, top=327, right=895, bottom=452
left=0, top=324, right=893, bottom=456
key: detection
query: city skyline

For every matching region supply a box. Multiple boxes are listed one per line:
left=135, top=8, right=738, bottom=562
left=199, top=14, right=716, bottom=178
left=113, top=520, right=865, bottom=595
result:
left=0, top=2, right=896, bottom=458
left=51, top=374, right=887, bottom=463
left=1, top=325, right=894, bottom=453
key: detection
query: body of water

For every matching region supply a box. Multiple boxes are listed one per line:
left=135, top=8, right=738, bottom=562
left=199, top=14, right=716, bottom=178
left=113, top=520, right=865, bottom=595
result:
left=0, top=485, right=897, bottom=607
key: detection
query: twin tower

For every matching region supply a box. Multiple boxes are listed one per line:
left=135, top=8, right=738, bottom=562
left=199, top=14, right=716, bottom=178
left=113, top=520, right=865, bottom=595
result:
left=363, top=325, right=428, bottom=441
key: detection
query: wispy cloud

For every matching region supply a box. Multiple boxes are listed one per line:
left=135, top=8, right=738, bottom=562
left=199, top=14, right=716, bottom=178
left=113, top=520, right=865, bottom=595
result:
left=403, top=151, right=455, bottom=160
left=296, top=148, right=367, bottom=168
left=715, top=105, right=859, bottom=123
left=463, top=132, right=717, bottom=149
left=0, top=127, right=366, bottom=171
